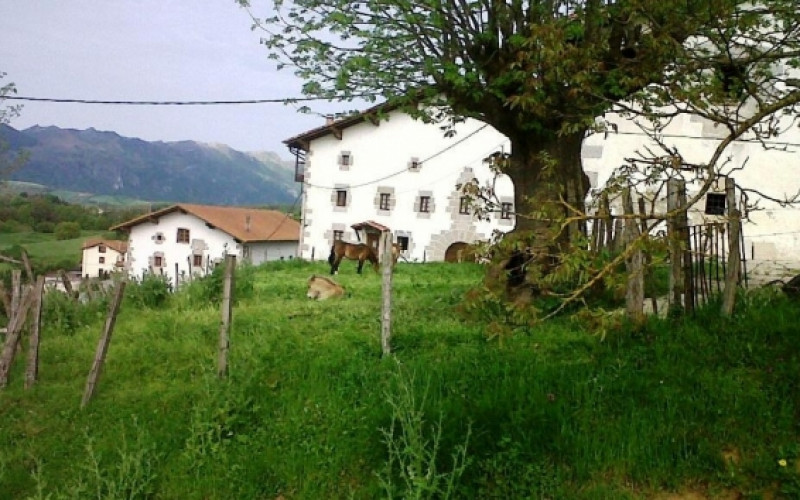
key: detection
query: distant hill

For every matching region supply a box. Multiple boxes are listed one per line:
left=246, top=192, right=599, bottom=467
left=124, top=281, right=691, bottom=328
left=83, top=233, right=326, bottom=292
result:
left=0, top=125, right=300, bottom=206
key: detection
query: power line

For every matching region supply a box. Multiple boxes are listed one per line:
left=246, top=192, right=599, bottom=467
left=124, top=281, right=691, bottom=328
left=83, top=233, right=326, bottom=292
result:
left=3, top=95, right=340, bottom=105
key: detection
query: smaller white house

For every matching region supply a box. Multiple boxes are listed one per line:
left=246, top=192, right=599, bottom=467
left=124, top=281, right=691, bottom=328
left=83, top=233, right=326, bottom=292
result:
left=110, top=203, right=300, bottom=286
left=81, top=238, right=127, bottom=279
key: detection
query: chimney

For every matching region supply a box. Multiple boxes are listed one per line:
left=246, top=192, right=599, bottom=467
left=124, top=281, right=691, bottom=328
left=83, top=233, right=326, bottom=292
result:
left=245, top=215, right=251, bottom=232
left=325, top=114, right=335, bottom=125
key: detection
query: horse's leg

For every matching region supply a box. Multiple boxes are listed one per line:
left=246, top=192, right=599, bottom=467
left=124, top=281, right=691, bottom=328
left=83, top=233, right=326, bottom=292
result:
left=356, top=257, right=364, bottom=274
left=331, top=255, right=342, bottom=275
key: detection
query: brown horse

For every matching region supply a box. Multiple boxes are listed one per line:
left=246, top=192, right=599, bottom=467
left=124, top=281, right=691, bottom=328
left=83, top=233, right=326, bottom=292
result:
left=329, top=241, right=379, bottom=274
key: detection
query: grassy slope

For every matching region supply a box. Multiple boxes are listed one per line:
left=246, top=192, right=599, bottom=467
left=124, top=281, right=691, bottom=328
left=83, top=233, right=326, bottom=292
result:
left=0, top=231, right=113, bottom=272
left=0, top=260, right=799, bottom=499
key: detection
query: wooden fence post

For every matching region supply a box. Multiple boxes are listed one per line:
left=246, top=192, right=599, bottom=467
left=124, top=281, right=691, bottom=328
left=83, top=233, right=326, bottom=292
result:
left=721, top=177, right=741, bottom=316
left=81, top=281, right=126, bottom=407
left=380, top=231, right=393, bottom=357
left=0, top=284, right=34, bottom=388
left=10, top=270, right=21, bottom=324
left=218, top=254, right=235, bottom=378
left=679, top=181, right=694, bottom=314
left=59, top=270, right=75, bottom=299
left=24, top=276, right=46, bottom=389
left=667, top=180, right=684, bottom=312
left=623, top=189, right=644, bottom=323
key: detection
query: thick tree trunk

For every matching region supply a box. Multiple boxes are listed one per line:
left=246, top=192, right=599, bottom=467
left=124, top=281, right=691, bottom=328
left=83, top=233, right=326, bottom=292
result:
left=505, top=129, right=589, bottom=248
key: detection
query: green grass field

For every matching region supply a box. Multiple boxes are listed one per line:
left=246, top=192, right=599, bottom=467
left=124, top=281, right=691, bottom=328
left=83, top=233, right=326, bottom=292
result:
left=1, top=260, right=799, bottom=499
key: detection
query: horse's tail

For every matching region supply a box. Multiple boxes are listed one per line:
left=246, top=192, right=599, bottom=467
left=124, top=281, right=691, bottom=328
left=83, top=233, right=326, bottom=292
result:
left=328, top=244, right=336, bottom=266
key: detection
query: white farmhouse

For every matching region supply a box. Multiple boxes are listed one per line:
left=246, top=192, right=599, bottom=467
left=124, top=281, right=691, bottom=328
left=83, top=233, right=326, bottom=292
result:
left=81, top=238, right=127, bottom=279
left=287, top=103, right=800, bottom=279
left=111, top=204, right=300, bottom=285
left=284, top=105, right=515, bottom=263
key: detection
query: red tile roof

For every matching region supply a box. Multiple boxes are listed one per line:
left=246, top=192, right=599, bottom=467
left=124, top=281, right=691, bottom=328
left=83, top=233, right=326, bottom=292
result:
left=82, top=238, right=128, bottom=253
left=110, top=204, right=300, bottom=243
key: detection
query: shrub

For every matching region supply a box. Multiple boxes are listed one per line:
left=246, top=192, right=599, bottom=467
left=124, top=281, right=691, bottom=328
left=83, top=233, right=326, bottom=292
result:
left=54, top=221, right=81, bottom=240
left=125, top=273, right=172, bottom=309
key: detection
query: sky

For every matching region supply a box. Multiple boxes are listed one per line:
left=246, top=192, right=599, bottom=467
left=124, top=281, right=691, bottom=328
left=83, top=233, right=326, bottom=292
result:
left=0, top=0, right=345, bottom=157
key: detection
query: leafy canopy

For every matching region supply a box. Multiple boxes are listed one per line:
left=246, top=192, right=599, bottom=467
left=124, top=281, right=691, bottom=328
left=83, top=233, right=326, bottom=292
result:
left=239, top=0, right=800, bottom=140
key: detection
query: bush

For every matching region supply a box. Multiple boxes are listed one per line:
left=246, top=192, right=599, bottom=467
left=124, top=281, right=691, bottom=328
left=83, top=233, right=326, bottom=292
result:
left=54, top=221, right=81, bottom=240
left=125, top=273, right=172, bottom=309
left=180, top=261, right=255, bottom=307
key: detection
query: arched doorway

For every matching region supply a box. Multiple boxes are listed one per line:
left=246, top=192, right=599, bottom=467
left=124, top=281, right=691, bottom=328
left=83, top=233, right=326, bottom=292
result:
left=444, top=242, right=472, bottom=263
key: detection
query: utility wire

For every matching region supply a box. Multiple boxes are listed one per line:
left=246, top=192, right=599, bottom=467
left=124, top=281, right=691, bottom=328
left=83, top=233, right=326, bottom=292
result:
left=3, top=95, right=340, bottom=105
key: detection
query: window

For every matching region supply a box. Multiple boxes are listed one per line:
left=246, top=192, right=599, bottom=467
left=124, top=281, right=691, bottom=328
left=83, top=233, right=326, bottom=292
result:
left=98, top=245, right=106, bottom=253
left=333, top=230, right=344, bottom=241
left=177, top=228, right=190, bottom=243
left=193, top=254, right=203, bottom=267
left=419, top=196, right=431, bottom=213
left=154, top=255, right=163, bottom=267
left=459, top=196, right=471, bottom=215
left=408, top=157, right=421, bottom=171
left=717, top=63, right=747, bottom=100
left=705, top=193, right=726, bottom=215
left=339, top=151, right=352, bottom=167
left=380, top=193, right=391, bottom=211
left=98, top=256, right=105, bottom=264
left=397, top=236, right=409, bottom=251
left=154, top=232, right=165, bottom=243
left=501, top=202, right=513, bottom=220
left=336, top=190, right=348, bottom=207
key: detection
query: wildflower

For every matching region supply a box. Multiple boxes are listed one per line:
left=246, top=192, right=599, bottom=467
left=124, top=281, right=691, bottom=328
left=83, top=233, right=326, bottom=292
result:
left=778, top=459, right=788, bottom=467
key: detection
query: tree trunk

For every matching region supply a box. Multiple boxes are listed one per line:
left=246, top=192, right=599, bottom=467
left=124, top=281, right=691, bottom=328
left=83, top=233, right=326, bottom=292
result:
left=504, top=129, right=589, bottom=248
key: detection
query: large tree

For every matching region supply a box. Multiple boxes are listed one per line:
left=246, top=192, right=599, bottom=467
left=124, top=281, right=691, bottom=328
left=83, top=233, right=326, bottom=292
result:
left=239, top=0, right=800, bottom=246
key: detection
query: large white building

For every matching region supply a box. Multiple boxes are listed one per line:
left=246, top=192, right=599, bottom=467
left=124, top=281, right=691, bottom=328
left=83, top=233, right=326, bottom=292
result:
left=286, top=103, right=800, bottom=278
left=284, top=106, right=515, bottom=263
left=111, top=204, right=300, bottom=285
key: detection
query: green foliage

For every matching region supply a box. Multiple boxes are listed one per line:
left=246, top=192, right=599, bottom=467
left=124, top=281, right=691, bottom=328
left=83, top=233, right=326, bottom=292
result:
left=2, top=261, right=800, bottom=498
left=41, top=290, right=108, bottom=336
left=54, top=221, right=81, bottom=240
left=125, top=273, right=172, bottom=309
left=179, top=261, right=256, bottom=307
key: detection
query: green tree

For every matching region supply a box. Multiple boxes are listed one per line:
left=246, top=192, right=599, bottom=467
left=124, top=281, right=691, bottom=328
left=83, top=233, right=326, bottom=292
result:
left=239, top=0, right=800, bottom=250
left=54, top=221, right=81, bottom=240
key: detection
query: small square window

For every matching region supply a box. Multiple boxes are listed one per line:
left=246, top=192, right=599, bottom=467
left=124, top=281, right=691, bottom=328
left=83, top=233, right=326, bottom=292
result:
left=705, top=193, right=726, bottom=215
left=336, top=190, right=348, bottom=207
left=380, top=193, right=391, bottom=211
left=333, top=230, right=344, bottom=241
left=408, top=158, right=421, bottom=171
left=154, top=255, right=163, bottom=267
left=177, top=228, right=190, bottom=243
left=339, top=152, right=352, bottom=167
left=419, top=196, right=431, bottom=213
left=193, top=254, right=203, bottom=267
left=501, top=202, right=513, bottom=220
left=99, top=256, right=105, bottom=264
left=98, top=245, right=106, bottom=253
left=459, top=196, right=471, bottom=215
left=397, top=236, right=409, bottom=251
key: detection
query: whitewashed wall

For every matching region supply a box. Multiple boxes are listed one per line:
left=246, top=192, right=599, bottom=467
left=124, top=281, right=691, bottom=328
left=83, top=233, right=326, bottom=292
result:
left=126, top=212, right=240, bottom=285
left=581, top=112, right=800, bottom=267
left=300, top=112, right=515, bottom=262
left=81, top=245, right=124, bottom=278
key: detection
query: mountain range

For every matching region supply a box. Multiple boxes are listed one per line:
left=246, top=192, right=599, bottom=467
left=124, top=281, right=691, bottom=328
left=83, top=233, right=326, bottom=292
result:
left=0, top=124, right=300, bottom=206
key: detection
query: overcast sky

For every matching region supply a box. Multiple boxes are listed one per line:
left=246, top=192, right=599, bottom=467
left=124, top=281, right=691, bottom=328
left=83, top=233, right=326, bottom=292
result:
left=0, top=0, right=344, bottom=157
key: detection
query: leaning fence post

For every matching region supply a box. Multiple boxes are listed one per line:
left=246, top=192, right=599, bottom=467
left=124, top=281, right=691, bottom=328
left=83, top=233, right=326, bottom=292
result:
left=81, top=281, right=126, bottom=407
left=218, top=254, right=236, bottom=378
left=24, top=276, right=46, bottom=389
left=0, top=285, right=34, bottom=388
left=380, top=231, right=393, bottom=356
